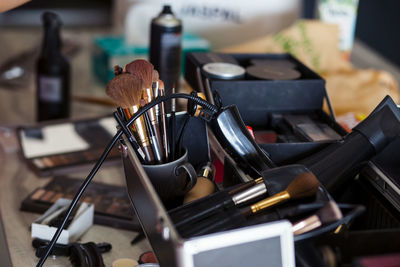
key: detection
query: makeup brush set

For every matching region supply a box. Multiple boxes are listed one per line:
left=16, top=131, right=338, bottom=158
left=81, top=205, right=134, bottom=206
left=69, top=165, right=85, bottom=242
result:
left=37, top=54, right=400, bottom=266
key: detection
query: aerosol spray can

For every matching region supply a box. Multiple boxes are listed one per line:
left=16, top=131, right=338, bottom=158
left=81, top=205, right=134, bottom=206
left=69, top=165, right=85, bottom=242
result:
left=149, top=5, right=182, bottom=112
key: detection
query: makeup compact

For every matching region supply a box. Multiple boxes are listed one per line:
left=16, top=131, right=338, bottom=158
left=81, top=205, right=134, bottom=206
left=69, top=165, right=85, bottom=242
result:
left=245, top=65, right=301, bottom=80
left=18, top=116, right=120, bottom=177
left=202, top=63, right=245, bottom=80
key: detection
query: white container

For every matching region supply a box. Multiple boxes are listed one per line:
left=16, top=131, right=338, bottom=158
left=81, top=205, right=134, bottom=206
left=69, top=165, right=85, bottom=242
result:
left=31, top=198, right=94, bottom=244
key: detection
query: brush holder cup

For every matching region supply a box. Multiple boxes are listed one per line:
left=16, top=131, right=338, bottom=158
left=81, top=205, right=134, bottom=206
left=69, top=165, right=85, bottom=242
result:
left=142, top=148, right=197, bottom=202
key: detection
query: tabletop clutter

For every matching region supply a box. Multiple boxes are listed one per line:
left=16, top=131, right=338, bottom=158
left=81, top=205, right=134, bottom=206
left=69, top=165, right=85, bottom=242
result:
left=14, top=6, right=400, bottom=267
left=26, top=52, right=400, bottom=266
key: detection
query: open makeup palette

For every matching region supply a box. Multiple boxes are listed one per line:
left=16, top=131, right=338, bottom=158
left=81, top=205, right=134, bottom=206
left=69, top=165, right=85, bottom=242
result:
left=17, top=116, right=120, bottom=177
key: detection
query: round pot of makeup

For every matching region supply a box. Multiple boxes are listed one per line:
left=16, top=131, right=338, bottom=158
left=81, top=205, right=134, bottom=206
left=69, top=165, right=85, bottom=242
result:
left=202, top=62, right=245, bottom=80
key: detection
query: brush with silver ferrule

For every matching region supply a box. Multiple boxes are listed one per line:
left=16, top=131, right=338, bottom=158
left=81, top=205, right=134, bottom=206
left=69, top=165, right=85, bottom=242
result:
left=175, top=177, right=268, bottom=228
left=126, top=59, right=164, bottom=163
left=292, top=200, right=342, bottom=236
left=152, top=70, right=160, bottom=124
left=170, top=86, right=177, bottom=160
left=105, top=73, right=155, bottom=164
left=113, top=108, right=145, bottom=162
left=140, top=98, right=163, bottom=164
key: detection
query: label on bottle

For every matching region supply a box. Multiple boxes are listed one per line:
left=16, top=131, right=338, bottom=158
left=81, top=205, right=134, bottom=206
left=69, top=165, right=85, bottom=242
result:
left=39, top=76, right=62, bottom=103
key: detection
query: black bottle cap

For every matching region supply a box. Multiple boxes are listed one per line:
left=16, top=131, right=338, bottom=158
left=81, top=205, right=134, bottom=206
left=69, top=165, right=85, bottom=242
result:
left=162, top=5, right=173, bottom=14
left=42, top=12, right=62, bottom=28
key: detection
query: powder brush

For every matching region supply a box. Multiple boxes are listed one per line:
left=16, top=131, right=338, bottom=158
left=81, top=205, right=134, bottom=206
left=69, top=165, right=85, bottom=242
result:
left=175, top=177, right=267, bottom=228
left=292, top=201, right=343, bottom=235
left=125, top=59, right=154, bottom=89
left=105, top=73, right=155, bottom=163
left=127, top=59, right=164, bottom=163
left=242, top=172, right=320, bottom=216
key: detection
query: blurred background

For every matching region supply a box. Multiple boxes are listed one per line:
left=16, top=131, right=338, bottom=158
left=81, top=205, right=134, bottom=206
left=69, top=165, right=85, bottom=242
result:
left=0, top=0, right=399, bottom=124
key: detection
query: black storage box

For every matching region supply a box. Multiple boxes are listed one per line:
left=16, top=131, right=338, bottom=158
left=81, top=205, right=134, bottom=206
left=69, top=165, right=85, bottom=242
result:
left=184, top=52, right=347, bottom=165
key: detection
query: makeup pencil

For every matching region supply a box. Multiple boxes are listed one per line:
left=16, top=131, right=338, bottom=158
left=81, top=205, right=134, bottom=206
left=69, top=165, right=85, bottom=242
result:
left=159, top=80, right=168, bottom=161
left=170, top=86, right=176, bottom=160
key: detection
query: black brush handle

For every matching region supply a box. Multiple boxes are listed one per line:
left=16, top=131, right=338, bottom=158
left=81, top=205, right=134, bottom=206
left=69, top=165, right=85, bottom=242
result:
left=211, top=105, right=275, bottom=176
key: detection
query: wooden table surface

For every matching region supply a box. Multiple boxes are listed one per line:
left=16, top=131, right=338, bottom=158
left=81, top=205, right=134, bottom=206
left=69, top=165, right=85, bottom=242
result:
left=0, top=27, right=151, bottom=266
left=1, top=25, right=400, bottom=267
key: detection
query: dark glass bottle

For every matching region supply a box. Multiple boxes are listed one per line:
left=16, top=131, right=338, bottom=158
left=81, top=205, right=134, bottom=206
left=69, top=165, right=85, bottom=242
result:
left=36, top=12, right=70, bottom=121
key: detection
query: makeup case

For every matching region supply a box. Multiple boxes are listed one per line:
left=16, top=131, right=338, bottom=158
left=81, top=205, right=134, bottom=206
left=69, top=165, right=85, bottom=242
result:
left=120, top=114, right=295, bottom=266
left=184, top=52, right=347, bottom=165
left=119, top=112, right=363, bottom=266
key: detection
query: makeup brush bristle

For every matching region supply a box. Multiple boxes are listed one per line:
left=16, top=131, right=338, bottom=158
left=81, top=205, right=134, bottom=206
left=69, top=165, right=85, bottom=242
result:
left=286, top=172, right=320, bottom=199
left=317, top=201, right=343, bottom=224
left=152, top=70, right=159, bottom=83
left=125, top=59, right=154, bottom=89
left=105, top=73, right=143, bottom=108
left=158, top=80, right=165, bottom=90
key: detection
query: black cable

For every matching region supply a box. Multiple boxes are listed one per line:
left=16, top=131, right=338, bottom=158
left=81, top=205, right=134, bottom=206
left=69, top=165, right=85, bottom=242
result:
left=37, top=93, right=218, bottom=266
left=176, top=114, right=191, bottom=157
left=36, top=131, right=122, bottom=267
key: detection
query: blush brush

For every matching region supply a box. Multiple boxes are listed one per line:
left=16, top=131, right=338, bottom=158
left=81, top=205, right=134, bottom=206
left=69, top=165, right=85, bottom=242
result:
left=127, top=59, right=164, bottom=163
left=292, top=200, right=342, bottom=235
left=106, top=73, right=155, bottom=163
left=178, top=172, right=320, bottom=238
left=242, top=172, right=320, bottom=217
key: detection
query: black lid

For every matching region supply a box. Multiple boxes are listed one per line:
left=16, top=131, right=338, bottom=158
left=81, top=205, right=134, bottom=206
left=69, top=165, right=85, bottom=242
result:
left=161, top=5, right=173, bottom=14
left=42, top=11, right=62, bottom=28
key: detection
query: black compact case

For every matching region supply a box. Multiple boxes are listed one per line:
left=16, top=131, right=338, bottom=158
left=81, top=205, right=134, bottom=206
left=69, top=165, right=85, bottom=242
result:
left=184, top=52, right=347, bottom=165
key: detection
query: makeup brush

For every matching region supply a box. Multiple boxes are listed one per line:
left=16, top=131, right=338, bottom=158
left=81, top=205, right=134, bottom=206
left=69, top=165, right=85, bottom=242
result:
left=175, top=177, right=268, bottom=228
left=141, top=90, right=163, bottom=163
left=158, top=80, right=168, bottom=161
left=179, top=172, right=320, bottom=238
left=228, top=177, right=263, bottom=195
left=141, top=98, right=163, bottom=163
left=127, top=59, right=164, bottom=163
left=170, top=86, right=176, bottom=160
left=242, top=172, right=320, bottom=216
left=292, top=201, right=343, bottom=236
left=152, top=70, right=160, bottom=122
left=105, top=73, right=155, bottom=163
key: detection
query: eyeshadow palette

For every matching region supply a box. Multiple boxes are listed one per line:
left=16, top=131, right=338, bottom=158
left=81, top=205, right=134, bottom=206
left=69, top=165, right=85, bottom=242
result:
left=20, top=176, right=140, bottom=231
left=18, top=116, right=120, bottom=177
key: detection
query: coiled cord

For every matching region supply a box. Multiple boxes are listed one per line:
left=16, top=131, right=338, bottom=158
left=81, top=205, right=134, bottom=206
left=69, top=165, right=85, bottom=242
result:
left=36, top=93, right=218, bottom=266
